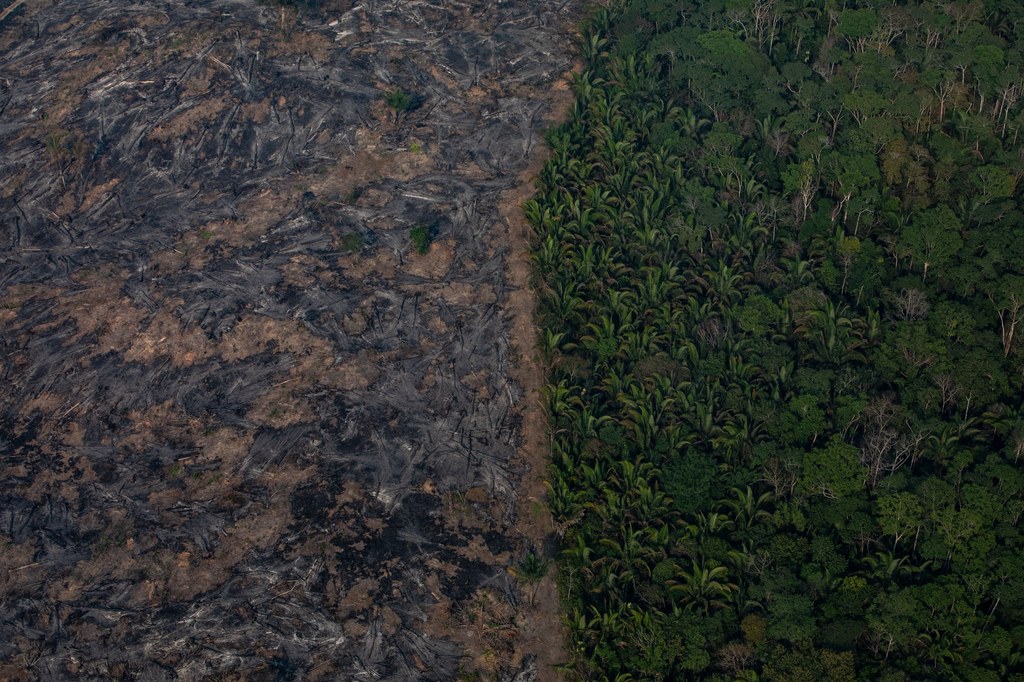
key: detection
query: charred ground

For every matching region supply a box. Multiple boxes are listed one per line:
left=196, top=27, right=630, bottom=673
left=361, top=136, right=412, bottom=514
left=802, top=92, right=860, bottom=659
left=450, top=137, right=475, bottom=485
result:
left=0, top=1, right=575, bottom=679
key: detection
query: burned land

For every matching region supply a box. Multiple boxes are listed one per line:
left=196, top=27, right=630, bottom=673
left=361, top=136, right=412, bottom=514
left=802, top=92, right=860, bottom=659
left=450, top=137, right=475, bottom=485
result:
left=0, top=0, right=576, bottom=679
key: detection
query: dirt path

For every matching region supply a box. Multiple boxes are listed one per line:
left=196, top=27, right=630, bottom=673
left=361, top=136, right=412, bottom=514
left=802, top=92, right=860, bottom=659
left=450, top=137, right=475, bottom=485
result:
left=498, top=65, right=579, bottom=680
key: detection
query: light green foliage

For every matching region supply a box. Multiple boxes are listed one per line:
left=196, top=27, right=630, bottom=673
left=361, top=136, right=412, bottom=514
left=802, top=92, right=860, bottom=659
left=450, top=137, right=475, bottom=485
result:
left=876, top=493, right=923, bottom=549
left=970, top=164, right=1016, bottom=202
left=736, top=295, right=783, bottom=336
left=778, top=394, right=826, bottom=446
left=800, top=437, right=864, bottom=499
left=899, top=204, right=963, bottom=280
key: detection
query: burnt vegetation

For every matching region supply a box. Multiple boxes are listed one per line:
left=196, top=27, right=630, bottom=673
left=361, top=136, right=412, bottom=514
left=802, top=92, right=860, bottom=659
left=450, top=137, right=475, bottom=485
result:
left=0, top=0, right=574, bottom=679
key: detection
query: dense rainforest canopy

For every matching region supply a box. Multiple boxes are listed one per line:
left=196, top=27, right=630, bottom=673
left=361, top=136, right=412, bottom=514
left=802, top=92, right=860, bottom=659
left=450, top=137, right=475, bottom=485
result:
left=528, top=0, right=1024, bottom=679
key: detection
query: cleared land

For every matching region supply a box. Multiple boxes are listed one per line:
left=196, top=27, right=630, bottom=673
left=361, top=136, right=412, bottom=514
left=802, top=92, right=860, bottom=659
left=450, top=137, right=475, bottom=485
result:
left=0, top=1, right=575, bottom=679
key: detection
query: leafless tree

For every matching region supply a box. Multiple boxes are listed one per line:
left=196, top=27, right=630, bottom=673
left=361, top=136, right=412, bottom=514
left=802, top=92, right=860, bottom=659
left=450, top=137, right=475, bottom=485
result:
left=890, top=288, right=930, bottom=321
left=934, top=374, right=961, bottom=415
left=856, top=397, right=928, bottom=489
left=995, top=290, right=1023, bottom=357
left=761, top=456, right=798, bottom=499
left=717, top=642, right=755, bottom=675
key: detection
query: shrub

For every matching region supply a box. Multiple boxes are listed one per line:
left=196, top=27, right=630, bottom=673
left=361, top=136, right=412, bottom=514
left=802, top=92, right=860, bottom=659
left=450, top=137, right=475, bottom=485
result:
left=410, top=226, right=431, bottom=254
left=341, top=232, right=364, bottom=253
left=385, top=88, right=423, bottom=114
left=386, top=88, right=411, bottom=111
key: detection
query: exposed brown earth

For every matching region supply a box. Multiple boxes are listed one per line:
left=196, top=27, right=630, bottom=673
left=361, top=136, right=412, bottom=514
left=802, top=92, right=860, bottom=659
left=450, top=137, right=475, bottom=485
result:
left=0, top=0, right=577, bottom=679
left=494, top=68, right=580, bottom=681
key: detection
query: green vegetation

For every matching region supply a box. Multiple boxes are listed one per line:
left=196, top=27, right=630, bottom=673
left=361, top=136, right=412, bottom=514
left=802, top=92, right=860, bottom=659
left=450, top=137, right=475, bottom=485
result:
left=341, top=231, right=364, bottom=253
left=531, top=1, right=1024, bottom=679
left=512, top=552, right=552, bottom=605
left=385, top=88, right=414, bottom=112
left=385, top=88, right=423, bottom=122
left=410, top=225, right=432, bottom=254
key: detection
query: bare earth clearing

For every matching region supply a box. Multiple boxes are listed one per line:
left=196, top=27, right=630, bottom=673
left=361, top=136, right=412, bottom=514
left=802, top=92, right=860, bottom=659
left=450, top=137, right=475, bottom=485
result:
left=0, top=0, right=576, bottom=679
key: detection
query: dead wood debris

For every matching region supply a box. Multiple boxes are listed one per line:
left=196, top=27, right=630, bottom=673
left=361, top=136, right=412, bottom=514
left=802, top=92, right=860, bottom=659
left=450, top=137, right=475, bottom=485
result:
left=0, top=0, right=575, bottom=679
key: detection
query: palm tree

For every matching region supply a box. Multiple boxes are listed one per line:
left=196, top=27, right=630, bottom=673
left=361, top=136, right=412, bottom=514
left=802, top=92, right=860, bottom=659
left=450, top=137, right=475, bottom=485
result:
left=580, top=30, right=610, bottom=63
left=670, top=561, right=739, bottom=613
left=678, top=108, right=712, bottom=138
left=571, top=407, right=612, bottom=445
left=714, top=414, right=758, bottom=465
left=533, top=234, right=572, bottom=277
left=780, top=255, right=815, bottom=287
left=982, top=401, right=1024, bottom=463
left=695, top=510, right=735, bottom=539
left=540, top=328, right=576, bottom=364
left=512, top=552, right=552, bottom=605
left=858, top=551, right=918, bottom=581
left=794, top=300, right=866, bottom=366
left=544, top=380, right=584, bottom=426
left=702, top=260, right=751, bottom=308
left=579, top=460, right=608, bottom=492
left=547, top=476, right=584, bottom=526
left=596, top=524, right=663, bottom=592
left=720, top=486, right=774, bottom=530
left=546, top=278, right=586, bottom=325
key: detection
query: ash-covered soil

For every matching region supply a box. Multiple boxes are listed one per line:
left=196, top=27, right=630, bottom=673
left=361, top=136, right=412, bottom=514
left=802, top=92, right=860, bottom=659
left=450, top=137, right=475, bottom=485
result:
left=0, top=1, right=575, bottom=679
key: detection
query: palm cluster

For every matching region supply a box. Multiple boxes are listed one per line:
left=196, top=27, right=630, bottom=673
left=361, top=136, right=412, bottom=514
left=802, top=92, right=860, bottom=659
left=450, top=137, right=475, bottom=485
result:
left=530, top=31, right=802, bottom=681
